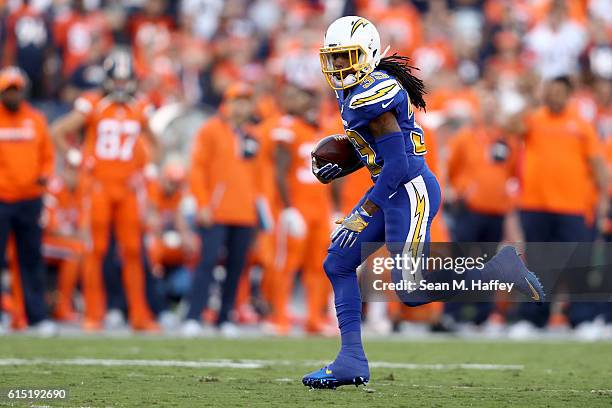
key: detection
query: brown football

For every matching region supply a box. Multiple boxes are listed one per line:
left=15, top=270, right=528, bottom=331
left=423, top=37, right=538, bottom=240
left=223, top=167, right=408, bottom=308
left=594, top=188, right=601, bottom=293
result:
left=311, top=134, right=362, bottom=177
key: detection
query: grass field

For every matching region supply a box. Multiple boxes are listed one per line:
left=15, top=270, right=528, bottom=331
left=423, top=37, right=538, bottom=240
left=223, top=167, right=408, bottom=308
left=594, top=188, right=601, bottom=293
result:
left=1, top=336, right=611, bottom=407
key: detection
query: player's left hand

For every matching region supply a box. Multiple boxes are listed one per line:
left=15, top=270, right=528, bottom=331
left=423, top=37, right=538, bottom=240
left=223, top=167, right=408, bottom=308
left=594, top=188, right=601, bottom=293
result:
left=331, top=207, right=371, bottom=248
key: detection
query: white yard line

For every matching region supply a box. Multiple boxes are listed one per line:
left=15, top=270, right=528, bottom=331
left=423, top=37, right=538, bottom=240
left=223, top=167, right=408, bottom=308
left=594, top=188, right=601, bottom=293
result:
left=406, top=383, right=612, bottom=395
left=368, top=362, right=523, bottom=370
left=0, top=358, right=263, bottom=369
left=0, top=358, right=523, bottom=371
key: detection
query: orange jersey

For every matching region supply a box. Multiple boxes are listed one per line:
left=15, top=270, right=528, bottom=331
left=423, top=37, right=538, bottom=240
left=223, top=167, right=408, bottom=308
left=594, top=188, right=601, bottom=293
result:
left=0, top=103, right=54, bottom=202
left=528, top=0, right=588, bottom=26
left=413, top=39, right=456, bottom=78
left=448, top=126, right=518, bottom=215
left=53, top=11, right=112, bottom=76
left=43, top=176, right=85, bottom=236
left=128, top=14, right=174, bottom=78
left=189, top=115, right=259, bottom=226
left=272, top=115, right=332, bottom=219
left=519, top=106, right=601, bottom=215
left=423, top=126, right=440, bottom=177
left=42, top=176, right=86, bottom=263
left=75, top=92, right=151, bottom=185
left=428, top=87, right=481, bottom=120
left=2, top=5, right=50, bottom=67
left=319, top=95, right=344, bottom=136
left=254, top=115, right=282, bottom=215
left=366, top=3, right=423, bottom=56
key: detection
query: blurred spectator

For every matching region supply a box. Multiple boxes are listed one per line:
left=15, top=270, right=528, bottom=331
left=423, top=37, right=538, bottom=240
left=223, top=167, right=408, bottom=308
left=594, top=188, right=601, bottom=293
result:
left=60, top=29, right=107, bottom=103
left=445, top=92, right=518, bottom=326
left=585, top=17, right=612, bottom=81
left=0, top=67, right=54, bottom=332
left=53, top=0, right=112, bottom=78
left=450, top=0, right=485, bottom=51
left=41, top=161, right=85, bottom=322
left=269, top=25, right=326, bottom=93
left=524, top=0, right=588, bottom=80
left=427, top=69, right=481, bottom=128
left=146, top=159, right=198, bottom=323
left=126, top=0, right=183, bottom=107
left=184, top=83, right=260, bottom=336
left=517, top=77, right=606, bottom=241
left=412, top=23, right=455, bottom=81
left=267, top=83, right=332, bottom=335
left=366, top=0, right=423, bottom=57
left=127, top=0, right=174, bottom=78
left=50, top=52, right=158, bottom=332
left=2, top=0, right=54, bottom=100
left=511, top=76, right=607, bottom=332
left=448, top=93, right=518, bottom=243
left=588, top=0, right=611, bottom=26
left=179, top=0, right=223, bottom=41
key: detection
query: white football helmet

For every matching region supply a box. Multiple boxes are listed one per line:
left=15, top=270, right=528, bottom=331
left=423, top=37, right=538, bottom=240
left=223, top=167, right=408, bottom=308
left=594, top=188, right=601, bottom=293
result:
left=320, top=16, right=383, bottom=90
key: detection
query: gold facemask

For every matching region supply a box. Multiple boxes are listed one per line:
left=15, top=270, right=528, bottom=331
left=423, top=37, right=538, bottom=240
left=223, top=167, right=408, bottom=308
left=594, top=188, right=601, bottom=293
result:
left=319, top=45, right=372, bottom=90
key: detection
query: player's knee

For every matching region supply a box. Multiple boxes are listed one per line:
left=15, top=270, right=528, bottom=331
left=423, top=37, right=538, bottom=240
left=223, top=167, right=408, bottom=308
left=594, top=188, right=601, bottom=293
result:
left=323, top=254, right=338, bottom=278
left=323, top=252, right=353, bottom=279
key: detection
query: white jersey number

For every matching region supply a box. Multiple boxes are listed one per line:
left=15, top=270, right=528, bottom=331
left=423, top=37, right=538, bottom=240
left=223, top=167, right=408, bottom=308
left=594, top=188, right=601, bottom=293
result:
left=95, top=119, right=140, bottom=161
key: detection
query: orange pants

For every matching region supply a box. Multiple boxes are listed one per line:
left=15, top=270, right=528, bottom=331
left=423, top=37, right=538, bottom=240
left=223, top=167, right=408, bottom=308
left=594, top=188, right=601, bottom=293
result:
left=43, top=235, right=84, bottom=320
left=270, top=214, right=331, bottom=330
left=250, top=230, right=276, bottom=307
left=82, top=183, right=153, bottom=326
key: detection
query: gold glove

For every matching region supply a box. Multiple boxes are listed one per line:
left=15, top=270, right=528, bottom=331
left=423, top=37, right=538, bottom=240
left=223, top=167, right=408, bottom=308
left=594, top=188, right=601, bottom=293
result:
left=331, top=207, right=371, bottom=248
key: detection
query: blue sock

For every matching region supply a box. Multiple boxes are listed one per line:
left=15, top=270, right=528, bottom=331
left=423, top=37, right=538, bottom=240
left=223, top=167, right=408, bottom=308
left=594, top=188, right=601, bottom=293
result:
left=337, top=331, right=366, bottom=360
left=323, top=254, right=367, bottom=365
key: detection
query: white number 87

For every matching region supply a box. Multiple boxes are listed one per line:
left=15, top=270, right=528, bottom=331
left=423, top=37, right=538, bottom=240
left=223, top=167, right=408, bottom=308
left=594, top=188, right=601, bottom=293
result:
left=95, top=119, right=141, bottom=161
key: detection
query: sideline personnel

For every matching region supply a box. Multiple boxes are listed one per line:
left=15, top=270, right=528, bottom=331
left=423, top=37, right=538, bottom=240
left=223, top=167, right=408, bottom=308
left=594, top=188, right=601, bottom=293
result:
left=0, top=67, right=54, bottom=330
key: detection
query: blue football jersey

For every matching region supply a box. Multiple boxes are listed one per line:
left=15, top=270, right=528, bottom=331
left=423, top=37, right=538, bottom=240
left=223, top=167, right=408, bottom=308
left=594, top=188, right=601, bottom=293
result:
left=335, top=69, right=427, bottom=182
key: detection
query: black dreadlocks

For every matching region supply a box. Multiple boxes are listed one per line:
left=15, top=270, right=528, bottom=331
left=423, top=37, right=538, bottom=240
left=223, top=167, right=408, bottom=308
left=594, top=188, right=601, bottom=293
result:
left=377, top=54, right=426, bottom=111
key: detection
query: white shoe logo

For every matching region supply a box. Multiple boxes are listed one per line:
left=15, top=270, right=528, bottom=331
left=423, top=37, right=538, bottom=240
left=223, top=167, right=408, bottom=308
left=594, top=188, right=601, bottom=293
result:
left=381, top=99, right=394, bottom=109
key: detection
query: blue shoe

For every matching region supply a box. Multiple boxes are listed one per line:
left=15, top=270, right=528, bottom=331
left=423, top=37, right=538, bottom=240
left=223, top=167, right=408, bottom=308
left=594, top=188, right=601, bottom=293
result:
left=302, top=356, right=370, bottom=389
left=302, top=366, right=369, bottom=389
left=488, top=246, right=545, bottom=303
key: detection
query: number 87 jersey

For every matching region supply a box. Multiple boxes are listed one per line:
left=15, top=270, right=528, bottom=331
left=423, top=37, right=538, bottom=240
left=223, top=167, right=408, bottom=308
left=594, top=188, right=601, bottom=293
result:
left=336, top=69, right=427, bottom=181
left=75, top=92, right=151, bottom=184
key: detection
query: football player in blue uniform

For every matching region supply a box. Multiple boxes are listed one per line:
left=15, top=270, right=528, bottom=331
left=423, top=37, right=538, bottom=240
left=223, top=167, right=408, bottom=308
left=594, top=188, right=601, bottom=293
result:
left=302, top=16, right=546, bottom=389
